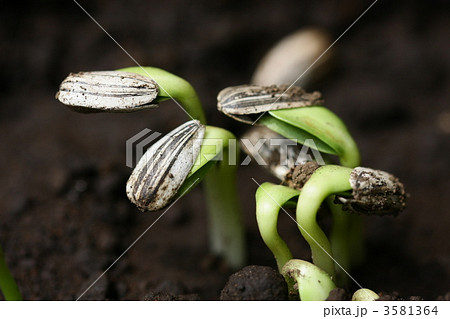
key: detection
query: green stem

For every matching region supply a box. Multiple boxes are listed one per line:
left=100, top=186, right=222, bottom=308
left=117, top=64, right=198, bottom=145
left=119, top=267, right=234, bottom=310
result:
left=328, top=200, right=364, bottom=287
left=266, top=106, right=363, bottom=277
left=203, top=132, right=246, bottom=269
left=119, top=66, right=207, bottom=124
left=0, top=245, right=22, bottom=301
left=295, top=165, right=352, bottom=277
left=255, top=183, right=300, bottom=272
left=327, top=197, right=352, bottom=286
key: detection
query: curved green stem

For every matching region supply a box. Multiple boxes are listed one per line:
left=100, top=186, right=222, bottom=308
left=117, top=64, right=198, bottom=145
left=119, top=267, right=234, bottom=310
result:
left=202, top=128, right=246, bottom=269
left=282, top=259, right=336, bottom=301
left=264, top=106, right=363, bottom=277
left=295, top=165, right=352, bottom=277
left=0, top=246, right=22, bottom=301
left=255, top=183, right=300, bottom=272
left=119, top=66, right=207, bottom=124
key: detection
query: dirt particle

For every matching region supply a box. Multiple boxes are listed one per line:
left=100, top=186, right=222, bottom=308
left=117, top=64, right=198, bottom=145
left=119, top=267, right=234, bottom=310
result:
left=285, top=161, right=320, bottom=190
left=326, top=288, right=349, bottom=301
left=220, top=265, right=288, bottom=301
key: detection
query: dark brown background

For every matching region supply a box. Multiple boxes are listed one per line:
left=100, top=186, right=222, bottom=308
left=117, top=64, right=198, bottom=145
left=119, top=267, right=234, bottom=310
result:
left=1, top=0, right=449, bottom=300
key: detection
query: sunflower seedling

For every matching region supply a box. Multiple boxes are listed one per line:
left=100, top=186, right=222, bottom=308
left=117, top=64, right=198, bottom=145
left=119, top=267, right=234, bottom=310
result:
left=217, top=84, right=360, bottom=167
left=57, top=67, right=206, bottom=123
left=57, top=67, right=246, bottom=268
left=295, top=165, right=407, bottom=278
left=219, top=84, right=366, bottom=274
left=126, top=120, right=245, bottom=268
left=255, top=162, right=406, bottom=290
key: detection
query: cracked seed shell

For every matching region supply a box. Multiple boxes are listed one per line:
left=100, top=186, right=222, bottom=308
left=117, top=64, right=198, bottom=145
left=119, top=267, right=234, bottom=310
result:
left=337, top=167, right=407, bottom=215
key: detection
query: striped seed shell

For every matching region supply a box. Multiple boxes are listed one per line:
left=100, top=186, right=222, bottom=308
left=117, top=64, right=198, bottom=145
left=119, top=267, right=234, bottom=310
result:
left=217, top=84, right=323, bottom=124
left=337, top=167, right=407, bottom=215
left=56, top=71, right=159, bottom=112
left=126, top=120, right=205, bottom=212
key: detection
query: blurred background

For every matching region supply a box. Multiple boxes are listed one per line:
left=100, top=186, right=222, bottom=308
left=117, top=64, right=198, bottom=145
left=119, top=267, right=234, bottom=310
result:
left=0, top=0, right=449, bottom=300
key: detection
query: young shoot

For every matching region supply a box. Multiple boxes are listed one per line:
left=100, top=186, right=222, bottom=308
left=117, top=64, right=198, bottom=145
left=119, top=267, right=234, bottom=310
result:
left=201, top=127, right=246, bottom=268
left=0, top=246, right=22, bottom=301
left=223, top=88, right=363, bottom=280
left=217, top=84, right=360, bottom=167
left=57, top=67, right=206, bottom=123
left=295, top=165, right=407, bottom=277
left=57, top=67, right=245, bottom=268
left=126, top=120, right=246, bottom=268
left=255, top=182, right=300, bottom=271
left=352, top=288, right=379, bottom=301
left=281, top=259, right=336, bottom=301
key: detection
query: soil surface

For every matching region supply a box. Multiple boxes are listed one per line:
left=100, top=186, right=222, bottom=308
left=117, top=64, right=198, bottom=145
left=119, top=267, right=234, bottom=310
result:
left=1, top=0, right=449, bottom=300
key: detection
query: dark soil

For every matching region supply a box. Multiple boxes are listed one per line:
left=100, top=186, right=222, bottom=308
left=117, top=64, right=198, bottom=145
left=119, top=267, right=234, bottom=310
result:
left=220, top=265, right=288, bottom=301
left=287, top=161, right=320, bottom=189
left=1, top=0, right=449, bottom=300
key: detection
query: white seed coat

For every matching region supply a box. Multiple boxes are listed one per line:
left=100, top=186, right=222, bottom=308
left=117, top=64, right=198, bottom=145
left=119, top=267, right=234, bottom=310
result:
left=252, top=28, right=333, bottom=87
left=56, top=71, right=159, bottom=112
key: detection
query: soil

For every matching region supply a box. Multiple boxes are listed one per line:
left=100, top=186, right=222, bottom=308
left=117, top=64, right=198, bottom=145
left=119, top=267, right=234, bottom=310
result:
left=287, top=161, right=320, bottom=189
left=220, top=265, right=288, bottom=301
left=1, top=0, right=449, bottom=300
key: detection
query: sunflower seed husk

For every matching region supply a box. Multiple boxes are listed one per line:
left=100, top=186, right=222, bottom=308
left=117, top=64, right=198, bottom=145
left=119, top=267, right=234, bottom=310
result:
left=56, top=71, right=159, bottom=112
left=126, top=120, right=205, bottom=211
left=337, top=167, right=407, bottom=215
left=217, top=84, right=323, bottom=124
left=251, top=28, right=333, bottom=88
